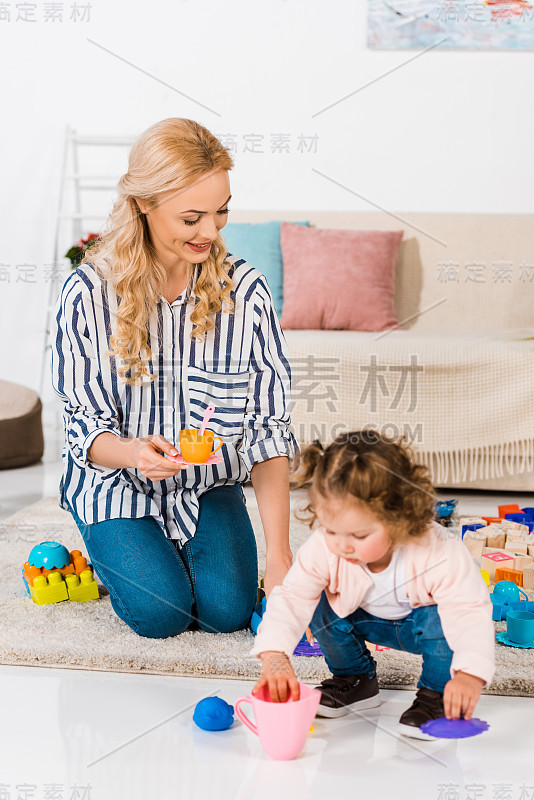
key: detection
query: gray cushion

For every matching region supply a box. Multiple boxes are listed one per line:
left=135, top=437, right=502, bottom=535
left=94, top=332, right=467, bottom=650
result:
left=0, top=380, right=44, bottom=469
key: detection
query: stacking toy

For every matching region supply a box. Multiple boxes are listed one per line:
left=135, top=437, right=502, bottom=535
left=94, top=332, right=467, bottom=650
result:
left=22, top=540, right=99, bottom=604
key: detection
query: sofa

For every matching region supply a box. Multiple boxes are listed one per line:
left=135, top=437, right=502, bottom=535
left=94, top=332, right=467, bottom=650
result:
left=226, top=210, right=534, bottom=491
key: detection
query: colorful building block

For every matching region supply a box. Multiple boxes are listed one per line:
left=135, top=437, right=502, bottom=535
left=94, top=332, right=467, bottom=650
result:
left=494, top=567, right=523, bottom=587
left=459, top=519, right=485, bottom=539
left=481, top=549, right=515, bottom=581
left=461, top=507, right=534, bottom=592
left=505, top=541, right=528, bottom=555
left=506, top=530, right=534, bottom=545
left=498, top=504, right=521, bottom=518
left=480, top=570, right=490, bottom=586
left=511, top=554, right=534, bottom=572
left=486, top=529, right=506, bottom=549
left=463, top=530, right=487, bottom=560
left=28, top=571, right=69, bottom=605
left=522, top=565, right=534, bottom=591
left=65, top=570, right=99, bottom=602
left=22, top=540, right=100, bottom=605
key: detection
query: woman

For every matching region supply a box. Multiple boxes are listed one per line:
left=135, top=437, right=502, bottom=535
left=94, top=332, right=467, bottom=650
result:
left=51, top=117, right=300, bottom=639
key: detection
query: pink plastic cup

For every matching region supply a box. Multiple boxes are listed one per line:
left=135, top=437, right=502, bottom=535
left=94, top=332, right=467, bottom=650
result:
left=234, top=683, right=320, bottom=760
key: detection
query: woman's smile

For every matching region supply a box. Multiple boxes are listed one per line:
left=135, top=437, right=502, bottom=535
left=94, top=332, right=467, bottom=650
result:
left=186, top=241, right=211, bottom=252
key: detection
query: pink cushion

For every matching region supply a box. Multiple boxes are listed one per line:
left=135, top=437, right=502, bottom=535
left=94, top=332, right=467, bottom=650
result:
left=279, top=222, right=404, bottom=331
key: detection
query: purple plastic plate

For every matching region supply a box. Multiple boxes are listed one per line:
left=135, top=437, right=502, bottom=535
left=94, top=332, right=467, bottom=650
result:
left=293, top=640, right=323, bottom=657
left=420, top=717, right=489, bottom=739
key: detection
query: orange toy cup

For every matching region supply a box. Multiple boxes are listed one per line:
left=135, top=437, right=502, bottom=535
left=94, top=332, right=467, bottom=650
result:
left=179, top=428, right=223, bottom=463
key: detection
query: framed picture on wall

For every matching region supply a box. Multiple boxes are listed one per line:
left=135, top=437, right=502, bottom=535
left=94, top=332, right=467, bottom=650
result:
left=368, top=0, right=534, bottom=50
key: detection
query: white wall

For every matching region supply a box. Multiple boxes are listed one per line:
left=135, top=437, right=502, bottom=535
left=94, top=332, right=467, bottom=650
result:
left=1, top=0, right=533, bottom=393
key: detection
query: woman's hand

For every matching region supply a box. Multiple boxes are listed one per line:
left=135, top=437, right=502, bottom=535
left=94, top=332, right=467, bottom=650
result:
left=263, top=550, right=293, bottom=598
left=262, top=552, right=315, bottom=646
left=131, top=435, right=188, bottom=481
left=443, top=671, right=485, bottom=720
left=252, top=651, right=300, bottom=703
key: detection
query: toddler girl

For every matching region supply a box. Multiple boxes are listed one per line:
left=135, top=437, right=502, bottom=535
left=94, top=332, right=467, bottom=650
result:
left=250, top=431, right=495, bottom=739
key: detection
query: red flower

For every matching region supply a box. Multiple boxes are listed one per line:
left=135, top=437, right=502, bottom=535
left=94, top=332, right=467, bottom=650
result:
left=65, top=232, right=101, bottom=269
left=80, top=233, right=99, bottom=246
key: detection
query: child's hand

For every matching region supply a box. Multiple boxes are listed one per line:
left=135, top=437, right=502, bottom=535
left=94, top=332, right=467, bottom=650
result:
left=252, top=651, right=300, bottom=703
left=443, top=671, right=485, bottom=720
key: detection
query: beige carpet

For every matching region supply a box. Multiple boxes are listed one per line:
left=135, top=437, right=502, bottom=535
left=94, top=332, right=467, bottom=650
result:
left=1, top=490, right=533, bottom=696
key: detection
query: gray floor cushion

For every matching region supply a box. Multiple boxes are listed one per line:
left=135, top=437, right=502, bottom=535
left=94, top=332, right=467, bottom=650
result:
left=0, top=379, right=44, bottom=469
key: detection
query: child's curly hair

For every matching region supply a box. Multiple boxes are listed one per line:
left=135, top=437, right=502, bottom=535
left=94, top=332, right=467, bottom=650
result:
left=290, top=429, right=436, bottom=544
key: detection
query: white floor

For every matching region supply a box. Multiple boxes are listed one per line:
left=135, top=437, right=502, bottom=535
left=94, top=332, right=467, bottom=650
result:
left=2, top=401, right=534, bottom=799
left=1, top=667, right=533, bottom=800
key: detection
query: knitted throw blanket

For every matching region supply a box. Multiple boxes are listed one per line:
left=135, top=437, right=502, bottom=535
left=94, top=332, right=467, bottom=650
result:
left=284, top=329, right=534, bottom=485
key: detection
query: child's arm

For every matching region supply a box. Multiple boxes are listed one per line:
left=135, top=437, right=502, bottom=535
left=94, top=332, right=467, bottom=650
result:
left=421, top=531, right=495, bottom=709
left=250, top=531, right=331, bottom=660
left=443, top=671, right=486, bottom=720
left=252, top=651, right=300, bottom=703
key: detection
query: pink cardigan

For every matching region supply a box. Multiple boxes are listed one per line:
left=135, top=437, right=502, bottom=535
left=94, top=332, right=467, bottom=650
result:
left=250, top=522, right=495, bottom=687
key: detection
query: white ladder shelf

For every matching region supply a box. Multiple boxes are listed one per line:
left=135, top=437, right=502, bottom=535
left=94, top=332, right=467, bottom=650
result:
left=40, top=126, right=135, bottom=400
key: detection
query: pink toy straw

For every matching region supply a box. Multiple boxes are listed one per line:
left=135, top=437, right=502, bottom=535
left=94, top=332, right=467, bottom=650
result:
left=199, top=405, right=215, bottom=437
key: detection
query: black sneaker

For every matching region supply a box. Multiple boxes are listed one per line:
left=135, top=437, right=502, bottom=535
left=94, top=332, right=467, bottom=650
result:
left=397, top=687, right=445, bottom=740
left=315, top=673, right=381, bottom=718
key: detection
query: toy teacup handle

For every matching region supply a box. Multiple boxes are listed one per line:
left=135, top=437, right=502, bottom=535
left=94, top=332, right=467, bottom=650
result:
left=519, top=587, right=529, bottom=601
left=234, top=697, right=258, bottom=736
left=211, top=435, right=223, bottom=455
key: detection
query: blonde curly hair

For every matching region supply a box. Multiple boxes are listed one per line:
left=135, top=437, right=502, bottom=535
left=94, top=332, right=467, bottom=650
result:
left=81, top=117, right=235, bottom=386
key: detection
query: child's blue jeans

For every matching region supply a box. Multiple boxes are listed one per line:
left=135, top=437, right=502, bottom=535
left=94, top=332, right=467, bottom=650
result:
left=309, top=591, right=454, bottom=694
left=67, top=483, right=258, bottom=639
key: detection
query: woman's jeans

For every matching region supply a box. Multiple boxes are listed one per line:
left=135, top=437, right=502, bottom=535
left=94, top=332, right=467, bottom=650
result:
left=67, top=483, right=258, bottom=639
left=310, top=591, right=454, bottom=694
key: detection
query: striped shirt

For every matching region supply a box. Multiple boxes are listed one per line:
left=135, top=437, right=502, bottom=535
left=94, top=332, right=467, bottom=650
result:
left=50, top=254, right=300, bottom=546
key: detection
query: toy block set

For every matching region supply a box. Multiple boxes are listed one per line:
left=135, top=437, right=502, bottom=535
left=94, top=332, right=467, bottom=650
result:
left=459, top=504, right=534, bottom=590
left=435, top=502, right=534, bottom=649
left=22, top=540, right=99, bottom=605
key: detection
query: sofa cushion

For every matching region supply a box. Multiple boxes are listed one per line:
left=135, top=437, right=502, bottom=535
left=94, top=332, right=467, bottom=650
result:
left=223, top=220, right=309, bottom=317
left=279, top=222, right=403, bottom=331
left=0, top=379, right=44, bottom=469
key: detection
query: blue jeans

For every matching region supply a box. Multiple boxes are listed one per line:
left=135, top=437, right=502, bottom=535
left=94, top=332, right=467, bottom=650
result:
left=309, top=591, right=454, bottom=694
left=67, top=483, right=258, bottom=639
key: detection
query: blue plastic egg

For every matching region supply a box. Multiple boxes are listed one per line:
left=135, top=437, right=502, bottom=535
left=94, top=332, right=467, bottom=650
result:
left=193, top=697, right=234, bottom=731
